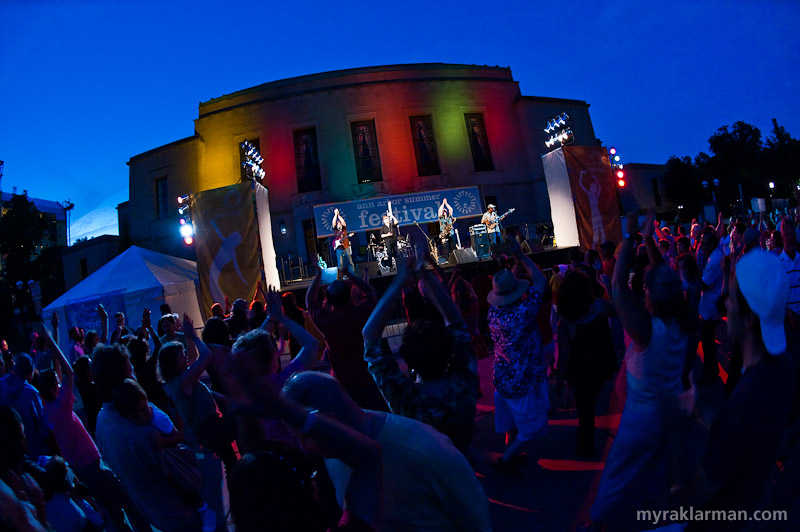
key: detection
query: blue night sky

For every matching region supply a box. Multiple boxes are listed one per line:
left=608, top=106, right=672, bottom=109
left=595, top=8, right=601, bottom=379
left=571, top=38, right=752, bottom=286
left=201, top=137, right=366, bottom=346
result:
left=2, top=0, right=798, bottom=241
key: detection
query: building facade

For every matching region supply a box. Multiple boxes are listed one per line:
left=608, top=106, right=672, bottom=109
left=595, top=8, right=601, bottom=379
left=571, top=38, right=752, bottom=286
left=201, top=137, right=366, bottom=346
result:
left=125, top=63, right=600, bottom=263
left=62, top=235, right=120, bottom=290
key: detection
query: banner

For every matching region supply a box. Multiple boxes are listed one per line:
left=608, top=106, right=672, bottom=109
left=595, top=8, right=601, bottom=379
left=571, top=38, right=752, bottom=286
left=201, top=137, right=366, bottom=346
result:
left=193, top=182, right=261, bottom=316
left=312, top=186, right=483, bottom=237
left=562, top=146, right=623, bottom=249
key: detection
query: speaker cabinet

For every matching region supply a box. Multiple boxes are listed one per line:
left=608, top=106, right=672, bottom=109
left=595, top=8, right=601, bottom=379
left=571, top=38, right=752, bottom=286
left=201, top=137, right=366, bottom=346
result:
left=470, top=233, right=492, bottom=259
left=449, top=248, right=478, bottom=264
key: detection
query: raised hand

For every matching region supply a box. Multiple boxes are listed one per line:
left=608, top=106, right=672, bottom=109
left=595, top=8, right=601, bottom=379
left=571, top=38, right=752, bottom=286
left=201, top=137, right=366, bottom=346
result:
left=642, top=209, right=656, bottom=238
left=265, top=285, right=283, bottom=318
left=182, top=313, right=195, bottom=338
left=96, top=304, right=108, bottom=320
left=142, top=308, right=151, bottom=329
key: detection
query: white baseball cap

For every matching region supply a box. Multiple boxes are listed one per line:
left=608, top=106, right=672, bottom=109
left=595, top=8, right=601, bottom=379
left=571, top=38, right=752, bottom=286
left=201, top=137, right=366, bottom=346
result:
left=735, top=249, right=789, bottom=355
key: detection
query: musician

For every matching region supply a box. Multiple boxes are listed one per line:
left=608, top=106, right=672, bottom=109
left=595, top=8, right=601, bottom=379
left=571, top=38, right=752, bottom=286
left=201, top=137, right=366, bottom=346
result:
left=438, top=198, right=457, bottom=257
left=332, top=208, right=355, bottom=274
left=481, top=204, right=501, bottom=246
left=380, top=211, right=399, bottom=271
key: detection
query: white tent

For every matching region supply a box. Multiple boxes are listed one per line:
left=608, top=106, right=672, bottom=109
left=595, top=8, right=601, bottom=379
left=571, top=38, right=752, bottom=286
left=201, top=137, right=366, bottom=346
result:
left=43, top=246, right=203, bottom=352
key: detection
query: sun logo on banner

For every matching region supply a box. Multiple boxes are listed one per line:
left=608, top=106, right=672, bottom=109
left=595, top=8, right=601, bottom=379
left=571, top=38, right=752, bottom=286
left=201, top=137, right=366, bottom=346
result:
left=452, top=189, right=478, bottom=216
left=321, top=206, right=337, bottom=231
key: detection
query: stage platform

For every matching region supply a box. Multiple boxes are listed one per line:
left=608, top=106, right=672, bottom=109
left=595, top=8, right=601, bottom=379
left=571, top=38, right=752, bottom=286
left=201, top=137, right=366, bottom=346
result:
left=278, top=245, right=577, bottom=296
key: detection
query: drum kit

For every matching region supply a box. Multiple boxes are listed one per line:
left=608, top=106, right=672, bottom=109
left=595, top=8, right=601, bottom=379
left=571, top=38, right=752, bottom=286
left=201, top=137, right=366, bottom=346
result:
left=368, top=235, right=412, bottom=271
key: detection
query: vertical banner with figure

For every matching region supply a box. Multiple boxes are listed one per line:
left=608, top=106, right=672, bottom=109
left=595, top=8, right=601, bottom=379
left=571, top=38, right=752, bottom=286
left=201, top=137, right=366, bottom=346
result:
left=562, top=146, right=623, bottom=250
left=193, top=182, right=261, bottom=317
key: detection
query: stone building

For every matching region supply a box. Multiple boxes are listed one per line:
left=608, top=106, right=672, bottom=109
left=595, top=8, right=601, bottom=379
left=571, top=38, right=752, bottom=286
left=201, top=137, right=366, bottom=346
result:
left=124, top=63, right=600, bottom=264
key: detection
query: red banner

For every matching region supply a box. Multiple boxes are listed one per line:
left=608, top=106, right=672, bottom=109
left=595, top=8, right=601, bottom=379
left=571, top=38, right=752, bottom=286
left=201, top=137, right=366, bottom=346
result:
left=563, top=146, right=622, bottom=249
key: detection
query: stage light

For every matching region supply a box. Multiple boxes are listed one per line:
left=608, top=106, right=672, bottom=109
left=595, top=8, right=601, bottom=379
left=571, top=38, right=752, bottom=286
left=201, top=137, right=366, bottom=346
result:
left=614, top=155, right=620, bottom=162
left=183, top=236, right=194, bottom=245
left=769, top=181, right=775, bottom=189
left=178, top=205, right=189, bottom=215
left=279, top=219, right=287, bottom=235
left=179, top=218, right=186, bottom=225
left=177, top=195, right=189, bottom=204
left=179, top=223, right=193, bottom=238
left=617, top=170, right=624, bottom=179
left=609, top=147, right=617, bottom=155
left=618, top=179, right=626, bottom=187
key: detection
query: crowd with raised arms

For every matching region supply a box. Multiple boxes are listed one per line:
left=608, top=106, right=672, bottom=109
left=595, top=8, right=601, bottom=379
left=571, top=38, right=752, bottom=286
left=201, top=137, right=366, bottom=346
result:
left=2, top=207, right=800, bottom=531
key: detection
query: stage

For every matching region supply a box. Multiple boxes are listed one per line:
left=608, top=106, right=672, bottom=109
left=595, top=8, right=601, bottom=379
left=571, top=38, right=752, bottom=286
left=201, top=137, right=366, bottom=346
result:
left=278, top=245, right=577, bottom=295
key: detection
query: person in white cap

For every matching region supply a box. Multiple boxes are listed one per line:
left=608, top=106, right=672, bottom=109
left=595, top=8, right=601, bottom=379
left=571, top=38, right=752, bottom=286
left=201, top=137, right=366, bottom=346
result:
left=675, top=249, right=795, bottom=532
left=481, top=204, right=501, bottom=246
left=486, top=236, right=549, bottom=473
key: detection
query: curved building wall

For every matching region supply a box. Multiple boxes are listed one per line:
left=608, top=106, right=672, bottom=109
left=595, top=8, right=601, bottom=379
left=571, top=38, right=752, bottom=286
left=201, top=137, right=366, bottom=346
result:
left=127, top=64, right=598, bottom=262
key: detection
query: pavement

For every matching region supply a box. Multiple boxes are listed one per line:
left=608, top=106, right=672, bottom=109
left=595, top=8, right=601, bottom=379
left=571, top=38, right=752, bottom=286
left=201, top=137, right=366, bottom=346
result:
left=470, top=324, right=731, bottom=532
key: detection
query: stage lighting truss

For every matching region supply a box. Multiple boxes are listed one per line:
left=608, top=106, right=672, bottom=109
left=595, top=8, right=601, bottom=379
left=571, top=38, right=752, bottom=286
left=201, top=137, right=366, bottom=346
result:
left=608, top=147, right=625, bottom=187
left=544, top=112, right=573, bottom=150
left=241, top=140, right=266, bottom=181
left=177, top=193, right=195, bottom=245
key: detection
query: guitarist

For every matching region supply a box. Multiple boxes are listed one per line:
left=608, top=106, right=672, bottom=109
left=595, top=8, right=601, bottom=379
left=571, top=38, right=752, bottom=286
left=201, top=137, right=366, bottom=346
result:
left=332, top=208, right=355, bottom=275
left=481, top=204, right=502, bottom=247
left=438, top=198, right=457, bottom=258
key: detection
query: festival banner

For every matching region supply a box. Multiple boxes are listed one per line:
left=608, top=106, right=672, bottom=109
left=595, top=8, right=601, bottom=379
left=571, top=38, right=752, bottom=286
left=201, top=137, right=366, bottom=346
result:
left=193, top=182, right=261, bottom=316
left=562, top=146, right=623, bottom=249
left=313, top=186, right=483, bottom=237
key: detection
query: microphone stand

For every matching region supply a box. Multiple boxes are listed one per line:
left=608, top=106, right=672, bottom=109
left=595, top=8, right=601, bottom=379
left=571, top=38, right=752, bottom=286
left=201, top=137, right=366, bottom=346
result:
left=413, top=221, right=439, bottom=262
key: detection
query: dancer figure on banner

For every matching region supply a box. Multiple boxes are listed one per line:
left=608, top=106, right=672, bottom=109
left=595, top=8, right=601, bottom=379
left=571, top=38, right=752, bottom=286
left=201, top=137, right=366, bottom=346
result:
left=579, top=170, right=606, bottom=247
left=209, top=220, right=247, bottom=305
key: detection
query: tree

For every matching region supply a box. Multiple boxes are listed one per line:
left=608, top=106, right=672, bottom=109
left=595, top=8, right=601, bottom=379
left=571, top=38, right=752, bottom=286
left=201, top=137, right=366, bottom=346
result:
left=0, top=195, right=48, bottom=284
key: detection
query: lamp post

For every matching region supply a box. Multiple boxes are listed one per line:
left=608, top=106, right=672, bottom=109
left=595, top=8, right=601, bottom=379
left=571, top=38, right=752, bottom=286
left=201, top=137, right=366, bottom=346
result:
left=769, top=181, right=775, bottom=211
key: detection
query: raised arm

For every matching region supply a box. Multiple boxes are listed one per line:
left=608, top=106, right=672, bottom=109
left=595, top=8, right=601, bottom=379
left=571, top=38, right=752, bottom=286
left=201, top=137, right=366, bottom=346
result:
left=507, top=234, right=547, bottom=295
left=642, top=210, right=664, bottom=267
left=418, top=263, right=464, bottom=327
left=43, top=326, right=74, bottom=394
left=578, top=170, right=589, bottom=193
left=97, top=304, right=108, bottom=344
left=363, top=257, right=414, bottom=341
left=305, top=267, right=323, bottom=311
left=180, top=314, right=213, bottom=396
left=340, top=266, right=377, bottom=304
left=264, top=285, right=320, bottom=371
left=50, top=312, right=60, bottom=346
left=612, top=214, right=652, bottom=350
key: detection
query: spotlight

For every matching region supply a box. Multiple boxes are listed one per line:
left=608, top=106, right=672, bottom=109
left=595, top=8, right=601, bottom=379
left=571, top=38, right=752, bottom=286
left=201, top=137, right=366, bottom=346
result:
left=614, top=155, right=620, bottom=162
left=609, top=147, right=617, bottom=155
left=179, top=224, right=193, bottom=238
left=178, top=205, right=189, bottom=215
left=618, top=179, right=626, bottom=187
left=769, top=181, right=775, bottom=189
left=177, top=195, right=189, bottom=204
left=183, top=236, right=194, bottom=245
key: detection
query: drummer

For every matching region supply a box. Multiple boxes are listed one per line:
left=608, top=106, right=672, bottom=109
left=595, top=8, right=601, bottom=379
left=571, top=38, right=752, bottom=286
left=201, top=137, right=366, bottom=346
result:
left=380, top=211, right=399, bottom=271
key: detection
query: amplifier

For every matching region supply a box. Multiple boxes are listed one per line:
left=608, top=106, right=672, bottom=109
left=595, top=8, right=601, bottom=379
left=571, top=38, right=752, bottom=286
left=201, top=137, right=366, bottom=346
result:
left=469, top=224, right=487, bottom=235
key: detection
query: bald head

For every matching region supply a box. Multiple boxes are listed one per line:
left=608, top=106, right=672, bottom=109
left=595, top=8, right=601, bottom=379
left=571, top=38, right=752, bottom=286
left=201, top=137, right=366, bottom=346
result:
left=282, top=372, right=363, bottom=427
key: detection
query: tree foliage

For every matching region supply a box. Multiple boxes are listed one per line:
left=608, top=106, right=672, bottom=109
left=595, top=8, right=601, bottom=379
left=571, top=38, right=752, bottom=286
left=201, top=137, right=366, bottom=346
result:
left=662, top=121, right=800, bottom=216
left=0, top=195, right=48, bottom=283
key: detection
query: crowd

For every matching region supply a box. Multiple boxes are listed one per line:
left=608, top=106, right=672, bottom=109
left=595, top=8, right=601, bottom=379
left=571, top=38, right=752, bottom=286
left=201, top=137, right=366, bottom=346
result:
left=1, top=207, right=800, bottom=532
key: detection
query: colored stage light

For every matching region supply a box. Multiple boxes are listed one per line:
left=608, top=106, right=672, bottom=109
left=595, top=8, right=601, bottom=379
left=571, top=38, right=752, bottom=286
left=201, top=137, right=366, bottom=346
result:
left=183, top=236, right=194, bottom=245
left=617, top=170, right=624, bottom=178
left=179, top=224, right=193, bottom=238
left=618, top=179, right=626, bottom=187
left=609, top=147, right=616, bottom=155
left=177, top=195, right=189, bottom=204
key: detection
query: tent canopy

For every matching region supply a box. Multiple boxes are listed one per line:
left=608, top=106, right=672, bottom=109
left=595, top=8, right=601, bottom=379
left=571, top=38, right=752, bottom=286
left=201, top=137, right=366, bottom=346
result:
left=44, top=246, right=203, bottom=351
